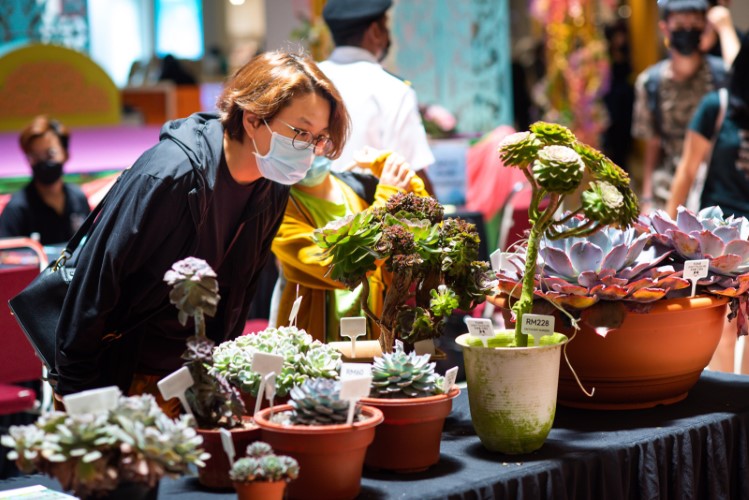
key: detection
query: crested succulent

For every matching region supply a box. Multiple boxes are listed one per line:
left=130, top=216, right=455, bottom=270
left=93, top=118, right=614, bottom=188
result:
left=370, top=347, right=444, bottom=399
left=165, top=257, right=245, bottom=429
left=1, top=394, right=208, bottom=499
left=288, top=378, right=358, bottom=425
left=211, top=325, right=341, bottom=398
left=495, top=122, right=639, bottom=346
left=315, top=192, right=495, bottom=352
left=229, top=441, right=299, bottom=483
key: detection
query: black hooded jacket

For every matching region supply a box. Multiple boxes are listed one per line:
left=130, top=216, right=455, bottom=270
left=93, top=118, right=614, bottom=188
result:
left=55, top=113, right=290, bottom=395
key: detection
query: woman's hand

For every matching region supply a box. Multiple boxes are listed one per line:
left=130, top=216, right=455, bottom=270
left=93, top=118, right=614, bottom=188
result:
left=378, top=153, right=415, bottom=191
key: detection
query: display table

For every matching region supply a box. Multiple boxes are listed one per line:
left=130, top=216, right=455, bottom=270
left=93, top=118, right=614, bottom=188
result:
left=3, top=371, right=749, bottom=499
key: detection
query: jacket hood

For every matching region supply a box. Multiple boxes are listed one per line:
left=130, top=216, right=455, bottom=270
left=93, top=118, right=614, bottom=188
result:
left=159, top=112, right=224, bottom=177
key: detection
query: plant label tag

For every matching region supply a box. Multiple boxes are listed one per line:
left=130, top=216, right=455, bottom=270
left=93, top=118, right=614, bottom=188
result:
left=443, top=366, right=459, bottom=393
left=394, top=339, right=404, bottom=352
left=288, top=296, right=303, bottom=326
left=63, top=386, right=121, bottom=416
left=219, top=428, right=235, bottom=466
left=521, top=314, right=554, bottom=345
left=414, top=339, right=436, bottom=355
left=251, top=352, right=284, bottom=376
left=263, top=371, right=277, bottom=418
left=157, top=367, right=195, bottom=417
left=490, top=250, right=514, bottom=272
left=340, top=317, right=367, bottom=357
left=340, top=375, right=372, bottom=425
left=465, top=318, right=494, bottom=347
left=684, top=259, right=710, bottom=297
left=341, top=363, right=372, bottom=379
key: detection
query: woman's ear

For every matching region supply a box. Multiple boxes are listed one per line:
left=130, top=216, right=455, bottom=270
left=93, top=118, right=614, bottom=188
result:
left=243, top=110, right=262, bottom=140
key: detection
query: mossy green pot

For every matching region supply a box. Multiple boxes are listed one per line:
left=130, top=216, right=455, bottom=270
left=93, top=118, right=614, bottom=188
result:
left=456, top=331, right=567, bottom=454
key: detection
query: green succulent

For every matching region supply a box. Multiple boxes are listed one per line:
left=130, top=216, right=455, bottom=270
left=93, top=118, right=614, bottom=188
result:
left=229, top=441, right=299, bottom=483
left=164, top=257, right=220, bottom=334
left=529, top=121, right=577, bottom=146
left=497, top=131, right=542, bottom=167
left=1, top=395, right=209, bottom=499
left=532, top=145, right=585, bottom=195
left=211, top=326, right=341, bottom=398
left=289, top=378, right=357, bottom=425
left=582, top=181, right=626, bottom=225
left=370, top=348, right=444, bottom=399
left=574, top=142, right=631, bottom=188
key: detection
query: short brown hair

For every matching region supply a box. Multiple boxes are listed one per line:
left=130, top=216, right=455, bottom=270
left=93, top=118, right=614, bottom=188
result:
left=19, top=115, right=70, bottom=158
left=217, top=51, right=350, bottom=159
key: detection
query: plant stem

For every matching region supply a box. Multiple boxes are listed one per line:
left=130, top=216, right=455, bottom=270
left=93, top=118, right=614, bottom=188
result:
left=513, top=222, right=543, bottom=347
left=194, top=309, right=205, bottom=338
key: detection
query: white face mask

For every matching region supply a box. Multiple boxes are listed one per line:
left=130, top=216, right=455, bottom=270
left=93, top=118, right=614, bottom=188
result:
left=252, top=121, right=314, bottom=185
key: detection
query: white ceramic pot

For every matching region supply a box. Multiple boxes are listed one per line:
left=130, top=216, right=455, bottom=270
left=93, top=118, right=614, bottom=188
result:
left=456, top=331, right=566, bottom=454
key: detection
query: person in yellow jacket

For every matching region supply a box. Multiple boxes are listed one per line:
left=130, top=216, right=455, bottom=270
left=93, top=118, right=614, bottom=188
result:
left=271, top=149, right=428, bottom=342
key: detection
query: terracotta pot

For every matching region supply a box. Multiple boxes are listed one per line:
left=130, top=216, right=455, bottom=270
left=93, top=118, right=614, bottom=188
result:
left=197, top=417, right=261, bottom=490
left=254, top=404, right=383, bottom=500
left=233, top=480, right=287, bottom=500
left=361, top=388, right=460, bottom=472
left=557, top=296, right=728, bottom=409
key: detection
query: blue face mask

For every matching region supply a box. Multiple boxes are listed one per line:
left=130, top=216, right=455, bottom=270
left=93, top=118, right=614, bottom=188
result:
left=297, top=156, right=332, bottom=187
left=252, top=121, right=313, bottom=185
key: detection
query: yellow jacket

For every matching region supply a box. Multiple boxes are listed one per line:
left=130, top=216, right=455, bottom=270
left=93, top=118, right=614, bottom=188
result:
left=272, top=176, right=403, bottom=342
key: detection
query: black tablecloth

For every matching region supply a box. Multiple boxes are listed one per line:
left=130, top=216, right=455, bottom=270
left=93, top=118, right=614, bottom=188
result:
left=3, top=370, right=749, bottom=499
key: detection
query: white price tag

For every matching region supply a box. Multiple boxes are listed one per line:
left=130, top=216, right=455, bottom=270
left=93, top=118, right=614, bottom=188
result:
left=157, top=367, right=195, bottom=417
left=254, top=370, right=278, bottom=417
left=521, top=314, right=554, bottom=345
left=288, top=296, right=303, bottom=326
left=219, top=428, right=235, bottom=466
left=341, top=362, right=372, bottom=379
left=684, top=259, right=710, bottom=297
left=339, top=376, right=372, bottom=425
left=394, top=339, right=404, bottom=352
left=490, top=250, right=515, bottom=273
left=341, top=317, right=367, bottom=357
left=465, top=318, right=494, bottom=347
left=63, top=386, right=121, bottom=416
left=414, top=339, right=436, bottom=356
left=443, top=366, right=458, bottom=394
left=252, top=353, right=284, bottom=416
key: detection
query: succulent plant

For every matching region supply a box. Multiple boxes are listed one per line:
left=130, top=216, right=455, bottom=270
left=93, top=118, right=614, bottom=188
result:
left=495, top=122, right=638, bottom=346
left=211, top=325, right=341, bottom=398
left=288, top=378, right=358, bottom=425
left=165, top=257, right=245, bottom=429
left=1, top=394, right=208, bottom=499
left=315, top=192, right=495, bottom=352
left=229, top=441, right=299, bottom=483
left=370, top=347, right=444, bottom=398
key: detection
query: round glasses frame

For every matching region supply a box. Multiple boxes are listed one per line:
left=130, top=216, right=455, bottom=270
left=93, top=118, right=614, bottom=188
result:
left=275, top=119, right=334, bottom=156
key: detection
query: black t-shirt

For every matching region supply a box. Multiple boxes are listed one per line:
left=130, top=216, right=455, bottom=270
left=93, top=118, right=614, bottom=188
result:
left=0, top=182, right=91, bottom=245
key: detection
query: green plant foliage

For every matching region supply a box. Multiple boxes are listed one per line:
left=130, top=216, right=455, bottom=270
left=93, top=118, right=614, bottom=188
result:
left=288, top=378, right=357, bottom=425
left=229, top=441, right=299, bottom=483
left=370, top=347, right=444, bottom=399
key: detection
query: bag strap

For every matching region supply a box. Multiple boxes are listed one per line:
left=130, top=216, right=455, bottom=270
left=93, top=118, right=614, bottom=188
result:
left=705, top=88, right=729, bottom=165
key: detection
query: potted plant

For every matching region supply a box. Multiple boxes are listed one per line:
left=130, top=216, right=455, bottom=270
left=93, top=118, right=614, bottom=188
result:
left=455, top=122, right=639, bottom=454
left=313, top=192, right=495, bottom=353
left=163, top=257, right=257, bottom=489
left=229, top=441, right=299, bottom=500
left=253, top=378, right=383, bottom=500
left=360, top=346, right=459, bottom=472
left=495, top=203, right=749, bottom=409
left=211, top=325, right=341, bottom=410
left=1, top=393, right=208, bottom=499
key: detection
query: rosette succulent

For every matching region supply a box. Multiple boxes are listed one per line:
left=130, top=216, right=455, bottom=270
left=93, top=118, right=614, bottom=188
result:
left=370, top=347, right=444, bottom=399
left=287, top=378, right=358, bottom=425
left=211, top=325, right=341, bottom=398
left=495, top=122, right=638, bottom=346
left=229, top=442, right=299, bottom=483
left=1, top=394, right=208, bottom=499
left=314, top=192, right=495, bottom=352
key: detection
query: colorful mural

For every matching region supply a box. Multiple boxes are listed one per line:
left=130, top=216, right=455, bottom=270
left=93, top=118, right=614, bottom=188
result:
left=0, top=0, right=88, bottom=52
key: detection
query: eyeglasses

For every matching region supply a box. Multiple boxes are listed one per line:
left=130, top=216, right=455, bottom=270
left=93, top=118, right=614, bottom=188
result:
left=274, top=119, right=334, bottom=156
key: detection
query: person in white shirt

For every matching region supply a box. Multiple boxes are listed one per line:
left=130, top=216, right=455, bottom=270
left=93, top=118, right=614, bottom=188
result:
left=320, top=0, right=435, bottom=191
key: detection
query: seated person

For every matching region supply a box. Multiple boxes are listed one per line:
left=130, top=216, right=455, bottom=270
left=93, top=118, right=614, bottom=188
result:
left=271, top=149, right=427, bottom=342
left=0, top=116, right=90, bottom=245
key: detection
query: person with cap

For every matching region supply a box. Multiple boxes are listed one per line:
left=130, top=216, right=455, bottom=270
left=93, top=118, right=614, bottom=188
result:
left=631, top=0, right=728, bottom=213
left=0, top=115, right=91, bottom=245
left=319, top=0, right=435, bottom=192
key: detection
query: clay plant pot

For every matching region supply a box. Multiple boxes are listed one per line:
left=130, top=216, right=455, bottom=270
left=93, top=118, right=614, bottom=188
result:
left=456, top=332, right=567, bottom=454
left=361, top=387, right=460, bottom=472
left=557, top=296, right=727, bottom=409
left=233, top=480, right=287, bottom=500
left=197, top=417, right=261, bottom=490
left=254, top=404, right=384, bottom=500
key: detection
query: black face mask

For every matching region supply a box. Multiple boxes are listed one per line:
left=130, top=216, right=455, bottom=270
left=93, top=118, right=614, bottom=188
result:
left=670, top=28, right=703, bottom=56
left=32, top=160, right=64, bottom=185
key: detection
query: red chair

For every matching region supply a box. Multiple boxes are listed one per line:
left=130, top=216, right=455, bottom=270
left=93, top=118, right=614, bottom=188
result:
left=0, top=238, right=47, bottom=415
